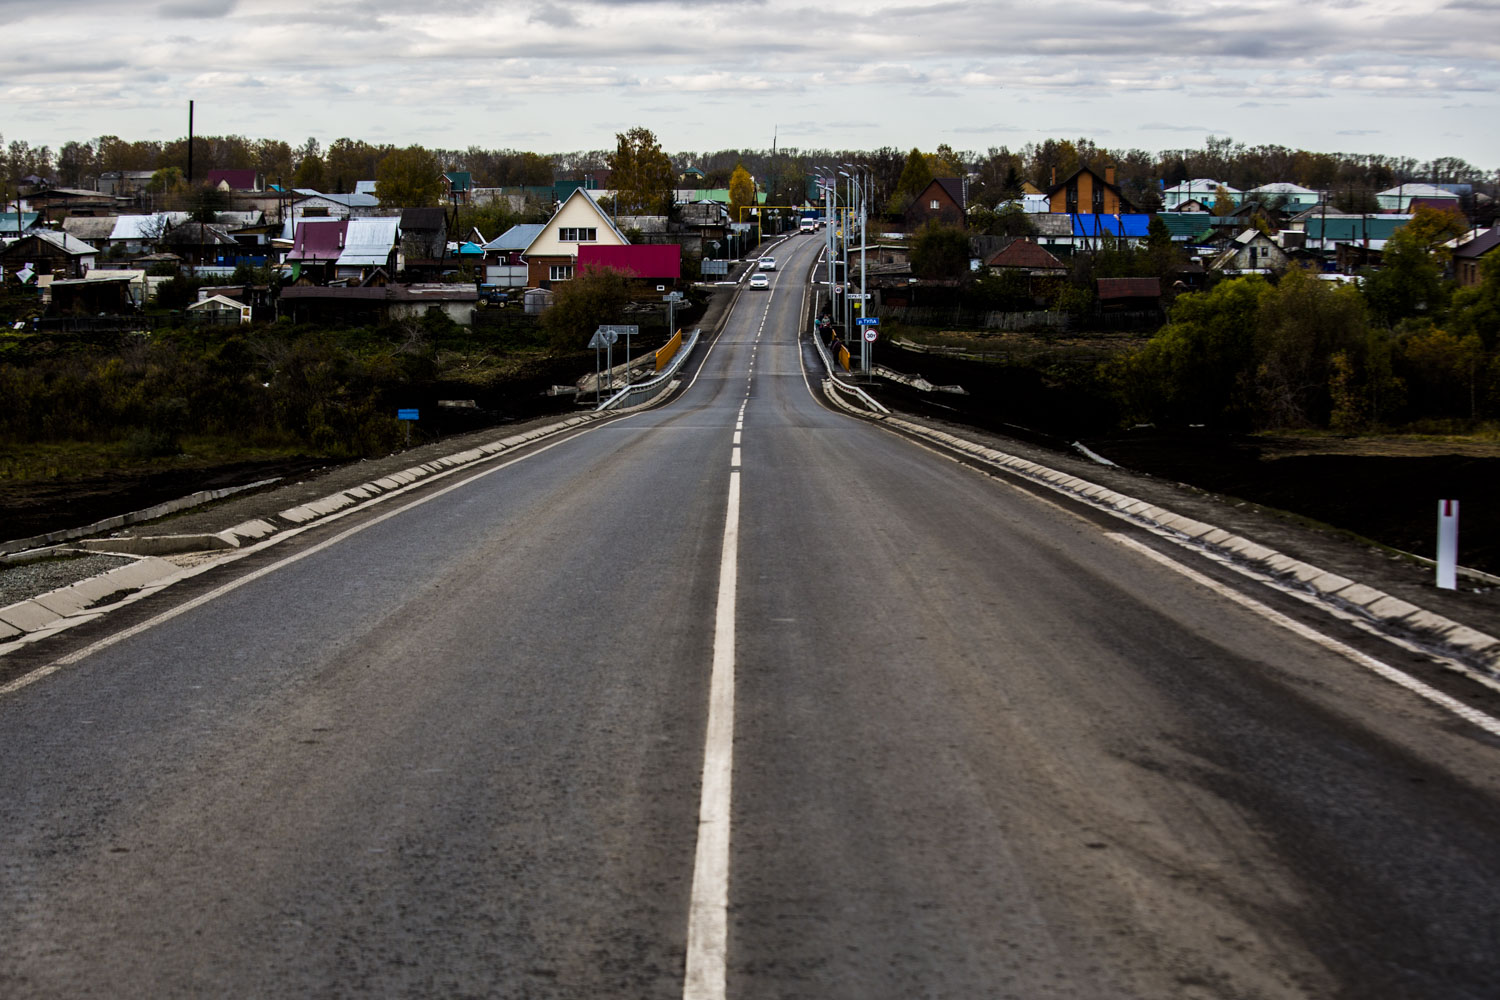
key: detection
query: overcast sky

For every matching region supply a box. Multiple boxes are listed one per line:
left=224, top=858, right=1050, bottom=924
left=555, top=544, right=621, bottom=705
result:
left=4, top=0, right=1497, bottom=170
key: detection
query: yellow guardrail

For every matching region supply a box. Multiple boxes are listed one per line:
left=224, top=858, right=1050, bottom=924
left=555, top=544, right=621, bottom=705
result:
left=656, top=328, right=683, bottom=372
left=838, top=345, right=851, bottom=372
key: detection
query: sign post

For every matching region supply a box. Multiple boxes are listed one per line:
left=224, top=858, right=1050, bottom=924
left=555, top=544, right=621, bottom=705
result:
left=856, top=316, right=879, bottom=373
left=1437, top=499, right=1459, bottom=590
left=397, top=408, right=418, bottom=446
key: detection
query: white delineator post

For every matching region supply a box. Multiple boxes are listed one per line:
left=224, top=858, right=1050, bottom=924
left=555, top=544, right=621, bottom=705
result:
left=1437, top=499, right=1459, bottom=590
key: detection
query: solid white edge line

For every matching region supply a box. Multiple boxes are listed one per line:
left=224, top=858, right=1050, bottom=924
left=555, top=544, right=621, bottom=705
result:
left=683, top=468, right=739, bottom=1000
left=1108, top=532, right=1500, bottom=738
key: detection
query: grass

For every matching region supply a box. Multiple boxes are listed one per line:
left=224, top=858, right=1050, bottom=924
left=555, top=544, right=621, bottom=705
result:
left=0, top=434, right=310, bottom=482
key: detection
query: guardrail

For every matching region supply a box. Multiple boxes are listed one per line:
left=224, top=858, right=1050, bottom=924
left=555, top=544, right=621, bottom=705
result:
left=597, top=327, right=702, bottom=411
left=807, top=317, right=888, bottom=414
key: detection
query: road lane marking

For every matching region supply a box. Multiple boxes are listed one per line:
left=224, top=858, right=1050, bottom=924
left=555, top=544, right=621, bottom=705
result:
left=1108, top=532, right=1500, bottom=738
left=684, top=467, right=740, bottom=1000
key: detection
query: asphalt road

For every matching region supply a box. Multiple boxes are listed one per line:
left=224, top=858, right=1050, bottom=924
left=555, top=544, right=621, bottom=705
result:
left=4, top=232, right=1500, bottom=999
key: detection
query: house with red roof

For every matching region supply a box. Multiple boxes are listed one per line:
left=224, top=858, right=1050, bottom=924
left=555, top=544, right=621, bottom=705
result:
left=577, top=244, right=681, bottom=283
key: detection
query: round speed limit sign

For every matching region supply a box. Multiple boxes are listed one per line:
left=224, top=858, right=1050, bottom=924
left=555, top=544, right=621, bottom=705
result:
left=863, top=328, right=878, bottom=343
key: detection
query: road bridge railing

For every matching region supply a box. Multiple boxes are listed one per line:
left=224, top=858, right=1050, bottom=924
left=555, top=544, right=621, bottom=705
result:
left=597, top=327, right=702, bottom=411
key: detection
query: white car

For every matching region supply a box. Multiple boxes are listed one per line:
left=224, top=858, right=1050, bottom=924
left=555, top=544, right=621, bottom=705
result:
left=758, top=256, right=777, bottom=271
left=749, top=273, right=770, bottom=289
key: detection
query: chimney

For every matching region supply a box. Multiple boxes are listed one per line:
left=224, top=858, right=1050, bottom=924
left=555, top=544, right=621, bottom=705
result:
left=1106, top=165, right=1116, bottom=186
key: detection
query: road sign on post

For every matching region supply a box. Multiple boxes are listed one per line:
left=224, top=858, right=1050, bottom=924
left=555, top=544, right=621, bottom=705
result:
left=396, top=408, right=418, bottom=446
left=863, top=328, right=878, bottom=343
left=855, top=317, right=879, bottom=326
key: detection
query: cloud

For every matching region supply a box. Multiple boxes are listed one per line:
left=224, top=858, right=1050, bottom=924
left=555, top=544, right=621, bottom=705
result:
left=158, top=0, right=235, bottom=18
left=1140, top=122, right=1213, bottom=131
left=529, top=3, right=577, bottom=27
left=1336, top=128, right=1382, bottom=135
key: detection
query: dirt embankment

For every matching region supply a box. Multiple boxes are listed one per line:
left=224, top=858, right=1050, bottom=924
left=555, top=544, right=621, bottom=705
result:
left=873, top=341, right=1500, bottom=574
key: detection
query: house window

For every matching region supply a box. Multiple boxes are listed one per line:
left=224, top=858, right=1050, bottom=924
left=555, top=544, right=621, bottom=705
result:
left=550, top=265, right=574, bottom=281
left=559, top=227, right=597, bottom=242
left=930, top=200, right=940, bottom=210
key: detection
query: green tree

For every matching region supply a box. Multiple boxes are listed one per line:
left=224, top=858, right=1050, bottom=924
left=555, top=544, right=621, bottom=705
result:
left=1362, top=227, right=1448, bottom=328
left=909, top=220, right=970, bottom=279
left=541, top=264, right=633, bottom=352
left=887, top=148, right=933, bottom=214
left=1253, top=267, right=1370, bottom=426
left=728, top=164, right=756, bottom=226
left=607, top=126, right=674, bottom=216
left=1107, top=276, right=1265, bottom=427
left=292, top=153, right=325, bottom=191
left=375, top=146, right=444, bottom=207
left=326, top=137, right=385, bottom=193
left=969, top=203, right=1036, bottom=238
left=1448, top=253, right=1500, bottom=349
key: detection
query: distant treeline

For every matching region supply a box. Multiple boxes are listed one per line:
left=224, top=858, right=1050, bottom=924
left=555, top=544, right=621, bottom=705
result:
left=5, top=131, right=1494, bottom=218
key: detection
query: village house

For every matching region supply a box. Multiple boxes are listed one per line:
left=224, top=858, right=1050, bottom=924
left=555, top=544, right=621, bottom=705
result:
left=521, top=189, right=630, bottom=286
left=1046, top=165, right=1135, bottom=216
left=904, top=178, right=966, bottom=230
left=1, top=229, right=99, bottom=283
left=1211, top=229, right=1290, bottom=273
left=1453, top=229, right=1499, bottom=288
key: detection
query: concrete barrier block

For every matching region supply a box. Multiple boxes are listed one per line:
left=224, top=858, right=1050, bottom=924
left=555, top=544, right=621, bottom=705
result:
left=1224, top=539, right=1277, bottom=563
left=31, top=590, right=89, bottom=616
left=1437, top=624, right=1499, bottom=654
left=0, top=600, right=62, bottom=632
left=1308, top=572, right=1355, bottom=594
left=1366, top=596, right=1424, bottom=622
left=1201, top=529, right=1234, bottom=545
left=1333, top=583, right=1384, bottom=607
left=0, top=619, right=21, bottom=641
left=279, top=505, right=318, bottom=524
left=222, top=519, right=277, bottom=544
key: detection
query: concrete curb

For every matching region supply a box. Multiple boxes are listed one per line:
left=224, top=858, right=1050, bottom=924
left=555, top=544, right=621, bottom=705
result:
left=0, top=478, right=282, bottom=557
left=0, top=412, right=608, bottom=645
left=878, top=415, right=1500, bottom=677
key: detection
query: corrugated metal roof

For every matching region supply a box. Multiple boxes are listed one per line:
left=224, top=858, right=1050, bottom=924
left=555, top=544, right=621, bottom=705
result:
left=31, top=229, right=99, bottom=255
left=287, top=219, right=349, bottom=260
left=986, top=239, right=1065, bottom=270
left=1154, top=212, right=1215, bottom=241
left=109, top=213, right=190, bottom=241
left=483, top=223, right=545, bottom=250
left=577, top=244, right=682, bottom=279
left=1070, top=214, right=1151, bottom=237
left=336, top=216, right=400, bottom=266
left=1305, top=216, right=1409, bottom=241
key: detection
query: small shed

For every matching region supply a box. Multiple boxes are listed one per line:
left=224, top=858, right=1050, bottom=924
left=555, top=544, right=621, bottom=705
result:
left=188, top=294, right=253, bottom=324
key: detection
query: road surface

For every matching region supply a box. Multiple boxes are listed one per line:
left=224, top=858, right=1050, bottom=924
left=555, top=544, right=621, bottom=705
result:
left=3, top=232, right=1499, bottom=998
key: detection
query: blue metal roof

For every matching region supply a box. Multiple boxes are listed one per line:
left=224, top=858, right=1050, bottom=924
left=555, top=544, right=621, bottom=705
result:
left=482, top=223, right=546, bottom=251
left=1070, top=214, right=1152, bottom=237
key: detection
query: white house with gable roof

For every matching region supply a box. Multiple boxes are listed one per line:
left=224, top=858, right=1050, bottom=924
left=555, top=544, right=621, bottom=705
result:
left=522, top=189, right=629, bottom=286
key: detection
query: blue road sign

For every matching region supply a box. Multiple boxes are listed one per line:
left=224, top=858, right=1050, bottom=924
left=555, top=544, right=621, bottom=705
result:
left=856, top=317, right=880, bottom=326
left=397, top=409, right=419, bottom=420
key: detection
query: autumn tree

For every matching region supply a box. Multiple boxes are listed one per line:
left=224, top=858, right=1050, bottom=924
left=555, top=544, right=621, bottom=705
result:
left=607, top=127, right=674, bottom=216
left=728, top=163, right=756, bottom=225
left=375, top=146, right=444, bottom=207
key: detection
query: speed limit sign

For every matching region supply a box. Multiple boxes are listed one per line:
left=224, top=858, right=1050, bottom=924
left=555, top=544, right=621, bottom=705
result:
left=863, top=328, right=877, bottom=342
